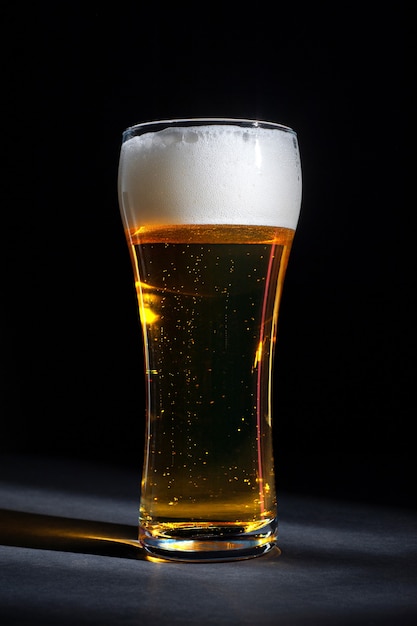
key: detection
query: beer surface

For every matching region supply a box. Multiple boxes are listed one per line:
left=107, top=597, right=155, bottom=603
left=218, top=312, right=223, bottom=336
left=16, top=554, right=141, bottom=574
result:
left=119, top=123, right=302, bottom=230
left=133, top=225, right=294, bottom=535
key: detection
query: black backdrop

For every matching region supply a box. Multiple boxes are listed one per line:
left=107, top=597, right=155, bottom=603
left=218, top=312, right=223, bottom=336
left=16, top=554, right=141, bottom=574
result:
left=3, top=3, right=414, bottom=508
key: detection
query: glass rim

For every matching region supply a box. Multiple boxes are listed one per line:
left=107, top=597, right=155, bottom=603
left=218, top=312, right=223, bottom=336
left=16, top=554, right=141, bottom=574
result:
left=122, top=118, right=297, bottom=141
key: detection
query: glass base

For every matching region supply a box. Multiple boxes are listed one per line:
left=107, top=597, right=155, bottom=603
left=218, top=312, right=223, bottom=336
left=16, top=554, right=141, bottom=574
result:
left=139, top=519, right=279, bottom=563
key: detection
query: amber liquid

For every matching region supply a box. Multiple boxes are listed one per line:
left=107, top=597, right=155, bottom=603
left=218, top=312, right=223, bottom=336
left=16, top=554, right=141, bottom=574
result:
left=128, top=225, right=294, bottom=559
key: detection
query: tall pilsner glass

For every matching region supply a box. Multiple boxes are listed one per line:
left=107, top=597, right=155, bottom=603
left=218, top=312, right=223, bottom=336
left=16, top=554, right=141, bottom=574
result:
left=118, top=119, right=302, bottom=562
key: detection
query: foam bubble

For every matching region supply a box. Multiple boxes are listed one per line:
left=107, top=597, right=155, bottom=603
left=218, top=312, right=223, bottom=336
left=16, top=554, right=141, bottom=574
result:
left=118, top=124, right=302, bottom=229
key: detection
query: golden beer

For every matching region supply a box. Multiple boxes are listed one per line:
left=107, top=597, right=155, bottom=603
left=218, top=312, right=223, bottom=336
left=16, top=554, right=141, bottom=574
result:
left=118, top=120, right=302, bottom=561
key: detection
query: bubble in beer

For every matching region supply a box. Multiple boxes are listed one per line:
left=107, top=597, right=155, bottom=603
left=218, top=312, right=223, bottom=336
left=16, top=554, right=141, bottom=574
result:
left=119, top=124, right=302, bottom=229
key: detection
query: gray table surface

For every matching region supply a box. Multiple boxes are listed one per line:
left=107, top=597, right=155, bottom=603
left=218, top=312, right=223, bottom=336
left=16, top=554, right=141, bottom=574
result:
left=1, top=454, right=416, bottom=625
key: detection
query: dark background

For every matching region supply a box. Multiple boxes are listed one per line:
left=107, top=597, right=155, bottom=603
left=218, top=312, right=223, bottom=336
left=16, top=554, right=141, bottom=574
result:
left=3, top=3, right=414, bottom=508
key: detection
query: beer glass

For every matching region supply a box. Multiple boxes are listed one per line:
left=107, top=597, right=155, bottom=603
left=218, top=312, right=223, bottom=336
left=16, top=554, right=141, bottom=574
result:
left=118, top=118, right=302, bottom=561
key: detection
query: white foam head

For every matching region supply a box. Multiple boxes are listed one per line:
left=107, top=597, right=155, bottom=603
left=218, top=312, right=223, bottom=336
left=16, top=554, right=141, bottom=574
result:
left=118, top=120, right=302, bottom=230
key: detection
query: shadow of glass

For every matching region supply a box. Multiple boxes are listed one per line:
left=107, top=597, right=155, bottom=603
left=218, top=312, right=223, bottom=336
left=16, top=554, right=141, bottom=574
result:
left=0, top=508, right=146, bottom=560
